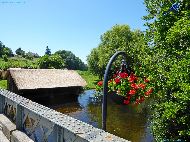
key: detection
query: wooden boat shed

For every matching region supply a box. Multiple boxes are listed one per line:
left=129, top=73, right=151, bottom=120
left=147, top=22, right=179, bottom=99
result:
left=7, top=69, right=87, bottom=104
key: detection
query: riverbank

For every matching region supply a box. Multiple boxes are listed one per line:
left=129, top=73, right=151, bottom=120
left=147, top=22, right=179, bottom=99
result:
left=77, top=70, right=99, bottom=90
left=0, top=80, right=7, bottom=89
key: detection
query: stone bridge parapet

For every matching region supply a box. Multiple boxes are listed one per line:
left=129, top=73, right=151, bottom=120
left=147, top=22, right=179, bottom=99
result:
left=0, top=89, right=130, bottom=142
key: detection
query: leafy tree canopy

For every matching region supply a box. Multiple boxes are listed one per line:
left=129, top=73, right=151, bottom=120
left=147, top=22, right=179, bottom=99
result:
left=25, top=52, right=40, bottom=60
left=87, top=24, right=148, bottom=78
left=0, top=41, right=13, bottom=57
left=143, top=0, right=190, bottom=141
left=55, top=50, right=87, bottom=70
left=38, top=54, right=64, bottom=69
left=15, top=47, right=25, bottom=57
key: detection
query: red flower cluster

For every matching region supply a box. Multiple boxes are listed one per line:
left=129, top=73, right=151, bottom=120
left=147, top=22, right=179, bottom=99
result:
left=119, top=72, right=128, bottom=79
left=139, top=83, right=146, bottom=89
left=124, top=99, right=130, bottom=105
left=114, top=78, right=121, bottom=84
left=144, top=78, right=150, bottom=83
left=145, top=88, right=153, bottom=96
left=128, top=73, right=137, bottom=83
left=97, top=81, right=103, bottom=86
left=131, top=83, right=138, bottom=89
left=128, top=89, right=136, bottom=95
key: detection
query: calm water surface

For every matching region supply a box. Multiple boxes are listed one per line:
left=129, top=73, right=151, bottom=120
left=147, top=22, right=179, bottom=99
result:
left=50, top=90, right=154, bottom=142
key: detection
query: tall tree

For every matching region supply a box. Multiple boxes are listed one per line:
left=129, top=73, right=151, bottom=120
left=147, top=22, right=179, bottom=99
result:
left=15, top=47, right=25, bottom=57
left=3, top=47, right=13, bottom=57
left=0, top=41, right=3, bottom=56
left=144, top=0, right=190, bottom=141
left=0, top=41, right=13, bottom=57
left=87, top=24, right=148, bottom=78
left=45, top=46, right=51, bottom=55
left=55, top=50, right=87, bottom=70
left=87, top=48, right=103, bottom=79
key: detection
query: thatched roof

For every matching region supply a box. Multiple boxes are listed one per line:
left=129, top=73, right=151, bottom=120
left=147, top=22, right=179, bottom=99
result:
left=8, top=69, right=87, bottom=90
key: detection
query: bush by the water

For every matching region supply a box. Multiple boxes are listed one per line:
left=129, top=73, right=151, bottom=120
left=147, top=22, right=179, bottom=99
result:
left=143, top=0, right=190, bottom=141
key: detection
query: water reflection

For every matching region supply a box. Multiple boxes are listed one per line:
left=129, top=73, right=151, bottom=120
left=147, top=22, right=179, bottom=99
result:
left=51, top=90, right=154, bottom=142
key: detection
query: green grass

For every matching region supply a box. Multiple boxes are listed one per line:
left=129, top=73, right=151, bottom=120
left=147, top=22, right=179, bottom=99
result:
left=0, top=80, right=7, bottom=89
left=77, top=70, right=99, bottom=90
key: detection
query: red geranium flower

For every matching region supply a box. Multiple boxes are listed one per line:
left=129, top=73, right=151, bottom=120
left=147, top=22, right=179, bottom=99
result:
left=119, top=72, right=128, bottom=79
left=128, top=73, right=137, bottom=82
left=145, top=88, right=153, bottom=96
left=131, top=83, right=138, bottom=89
left=138, top=83, right=146, bottom=90
left=124, top=99, right=130, bottom=105
left=135, top=98, right=140, bottom=105
left=128, top=89, right=136, bottom=95
left=144, top=78, right=150, bottom=83
left=97, top=81, right=103, bottom=86
left=139, top=96, right=145, bottom=103
left=127, top=96, right=131, bottom=100
left=113, top=74, right=117, bottom=78
left=114, top=78, right=121, bottom=84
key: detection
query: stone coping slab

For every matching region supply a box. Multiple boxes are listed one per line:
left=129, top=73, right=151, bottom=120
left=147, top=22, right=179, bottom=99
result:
left=0, top=130, right=9, bottom=142
left=11, top=130, right=34, bottom=142
left=0, top=114, right=16, bottom=140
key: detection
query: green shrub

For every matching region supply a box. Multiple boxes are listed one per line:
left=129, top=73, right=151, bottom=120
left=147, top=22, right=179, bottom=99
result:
left=0, top=57, right=38, bottom=70
left=38, top=54, right=65, bottom=69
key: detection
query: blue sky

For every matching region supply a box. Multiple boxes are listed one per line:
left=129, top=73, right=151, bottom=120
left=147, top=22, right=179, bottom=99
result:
left=0, top=0, right=147, bottom=63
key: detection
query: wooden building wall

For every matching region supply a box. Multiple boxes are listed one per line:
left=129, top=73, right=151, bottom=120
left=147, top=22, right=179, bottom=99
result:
left=7, top=71, right=19, bottom=93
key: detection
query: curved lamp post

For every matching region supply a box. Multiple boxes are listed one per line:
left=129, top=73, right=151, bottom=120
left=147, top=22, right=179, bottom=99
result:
left=102, top=51, right=128, bottom=130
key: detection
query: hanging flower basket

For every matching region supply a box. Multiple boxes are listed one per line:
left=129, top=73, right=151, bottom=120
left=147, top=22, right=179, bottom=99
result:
left=107, top=91, right=126, bottom=104
left=96, top=71, right=154, bottom=105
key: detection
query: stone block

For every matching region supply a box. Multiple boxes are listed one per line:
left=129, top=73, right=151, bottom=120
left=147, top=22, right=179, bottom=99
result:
left=11, top=130, right=34, bottom=142
left=0, top=114, right=16, bottom=140
left=0, top=130, right=9, bottom=142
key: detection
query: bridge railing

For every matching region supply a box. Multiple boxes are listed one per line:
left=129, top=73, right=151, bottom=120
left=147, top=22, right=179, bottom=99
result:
left=0, top=89, right=129, bottom=142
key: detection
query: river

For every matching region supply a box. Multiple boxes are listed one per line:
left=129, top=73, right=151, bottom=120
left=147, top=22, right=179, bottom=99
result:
left=49, top=90, right=154, bottom=142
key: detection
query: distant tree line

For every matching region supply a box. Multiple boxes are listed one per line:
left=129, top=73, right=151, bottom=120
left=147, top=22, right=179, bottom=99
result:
left=55, top=50, right=87, bottom=70
left=38, top=48, right=87, bottom=70
left=15, top=47, right=40, bottom=59
left=0, top=42, right=87, bottom=71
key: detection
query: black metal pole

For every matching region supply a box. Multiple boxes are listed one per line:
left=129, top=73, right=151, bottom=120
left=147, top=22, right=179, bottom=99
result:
left=102, top=51, right=127, bottom=130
